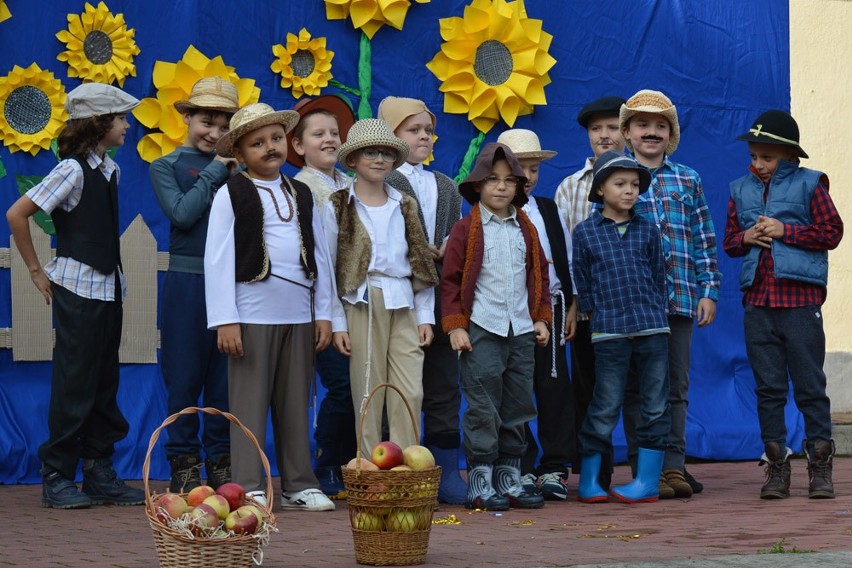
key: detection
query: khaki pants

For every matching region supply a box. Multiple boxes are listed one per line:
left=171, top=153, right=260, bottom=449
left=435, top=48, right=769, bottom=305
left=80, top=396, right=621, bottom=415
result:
left=346, top=287, right=424, bottom=453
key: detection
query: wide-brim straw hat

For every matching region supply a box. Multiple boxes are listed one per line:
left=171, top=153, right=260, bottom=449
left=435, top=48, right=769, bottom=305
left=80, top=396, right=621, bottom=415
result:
left=589, top=150, right=652, bottom=203
left=336, top=118, right=410, bottom=171
left=458, top=142, right=529, bottom=208
left=496, top=128, right=557, bottom=161
left=215, top=103, right=300, bottom=158
left=286, top=94, right=356, bottom=168
left=735, top=109, right=808, bottom=159
left=174, top=77, right=240, bottom=114
left=619, top=90, right=680, bottom=156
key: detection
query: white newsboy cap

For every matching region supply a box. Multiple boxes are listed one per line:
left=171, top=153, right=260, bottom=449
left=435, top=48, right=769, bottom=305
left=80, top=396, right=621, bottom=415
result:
left=65, top=83, right=140, bottom=119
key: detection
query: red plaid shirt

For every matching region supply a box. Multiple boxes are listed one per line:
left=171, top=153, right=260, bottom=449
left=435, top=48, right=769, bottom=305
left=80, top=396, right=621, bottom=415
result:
left=723, top=166, right=843, bottom=307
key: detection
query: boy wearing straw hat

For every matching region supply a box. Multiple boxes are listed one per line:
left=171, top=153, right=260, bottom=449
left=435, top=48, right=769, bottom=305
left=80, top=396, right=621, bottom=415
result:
left=619, top=89, right=721, bottom=499
left=150, top=77, right=240, bottom=494
left=322, top=118, right=438, bottom=456
left=723, top=110, right=843, bottom=499
left=205, top=102, right=336, bottom=512
left=377, top=96, right=467, bottom=504
left=496, top=128, right=577, bottom=501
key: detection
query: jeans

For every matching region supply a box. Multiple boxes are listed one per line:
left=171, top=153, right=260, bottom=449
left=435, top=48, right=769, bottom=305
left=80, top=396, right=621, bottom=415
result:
left=314, top=346, right=356, bottom=469
left=744, top=305, right=831, bottom=451
left=579, top=334, right=670, bottom=457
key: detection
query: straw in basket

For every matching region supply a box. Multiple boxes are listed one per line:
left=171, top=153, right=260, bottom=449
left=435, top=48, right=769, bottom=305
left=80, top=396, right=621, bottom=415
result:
left=341, top=384, right=442, bottom=566
left=143, top=407, right=277, bottom=567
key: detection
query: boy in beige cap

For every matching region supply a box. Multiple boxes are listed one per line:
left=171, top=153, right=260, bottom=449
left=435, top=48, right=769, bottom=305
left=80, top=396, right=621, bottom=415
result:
left=377, top=96, right=466, bottom=504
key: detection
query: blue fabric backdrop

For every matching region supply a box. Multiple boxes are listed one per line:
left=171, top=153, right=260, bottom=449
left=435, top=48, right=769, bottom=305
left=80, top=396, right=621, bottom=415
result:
left=0, top=0, right=804, bottom=484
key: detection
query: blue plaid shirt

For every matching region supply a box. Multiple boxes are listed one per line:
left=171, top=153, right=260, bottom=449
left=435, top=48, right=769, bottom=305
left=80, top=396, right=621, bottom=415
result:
left=631, top=155, right=721, bottom=317
left=573, top=211, right=669, bottom=336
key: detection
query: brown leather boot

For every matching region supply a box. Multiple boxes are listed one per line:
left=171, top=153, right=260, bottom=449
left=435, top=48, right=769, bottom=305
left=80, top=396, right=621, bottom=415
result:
left=804, top=439, right=835, bottom=499
left=663, top=468, right=693, bottom=498
left=759, top=442, right=791, bottom=499
left=658, top=473, right=675, bottom=499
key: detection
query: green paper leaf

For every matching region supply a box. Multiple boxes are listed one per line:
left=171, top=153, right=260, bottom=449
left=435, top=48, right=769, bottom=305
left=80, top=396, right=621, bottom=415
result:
left=328, top=80, right=361, bottom=98
left=454, top=132, right=487, bottom=184
left=16, top=175, right=55, bottom=235
left=0, top=155, right=6, bottom=179
left=107, top=146, right=118, bottom=159
left=50, top=139, right=61, bottom=162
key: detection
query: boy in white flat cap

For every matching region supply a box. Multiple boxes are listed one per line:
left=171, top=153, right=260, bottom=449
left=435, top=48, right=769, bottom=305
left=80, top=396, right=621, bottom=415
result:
left=205, top=102, right=336, bottom=512
left=496, top=128, right=577, bottom=502
left=6, top=83, right=144, bottom=509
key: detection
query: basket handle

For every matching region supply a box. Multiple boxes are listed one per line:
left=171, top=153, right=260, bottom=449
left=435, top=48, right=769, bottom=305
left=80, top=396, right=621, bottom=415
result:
left=142, top=406, right=274, bottom=515
left=353, top=383, right=420, bottom=473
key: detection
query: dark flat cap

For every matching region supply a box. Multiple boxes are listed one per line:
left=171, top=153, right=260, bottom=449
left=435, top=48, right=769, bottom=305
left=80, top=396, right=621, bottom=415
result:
left=577, top=96, right=626, bottom=128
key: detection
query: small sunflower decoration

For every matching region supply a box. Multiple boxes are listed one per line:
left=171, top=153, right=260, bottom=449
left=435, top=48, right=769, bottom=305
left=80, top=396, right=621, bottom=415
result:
left=55, top=2, right=140, bottom=87
left=325, top=0, right=430, bottom=40
left=0, top=63, right=68, bottom=156
left=133, top=45, right=261, bottom=163
left=426, top=0, right=556, bottom=134
left=0, top=1, right=11, bottom=23
left=271, top=28, right=334, bottom=98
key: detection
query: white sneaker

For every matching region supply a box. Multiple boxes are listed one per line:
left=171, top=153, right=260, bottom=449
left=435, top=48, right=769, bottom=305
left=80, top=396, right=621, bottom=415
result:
left=520, top=473, right=538, bottom=493
left=246, top=490, right=267, bottom=507
left=281, top=488, right=335, bottom=511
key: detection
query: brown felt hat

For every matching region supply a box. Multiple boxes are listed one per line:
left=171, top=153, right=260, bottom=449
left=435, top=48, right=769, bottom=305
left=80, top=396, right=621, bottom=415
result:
left=458, top=142, right=529, bottom=207
left=286, top=94, right=356, bottom=168
left=173, top=77, right=240, bottom=114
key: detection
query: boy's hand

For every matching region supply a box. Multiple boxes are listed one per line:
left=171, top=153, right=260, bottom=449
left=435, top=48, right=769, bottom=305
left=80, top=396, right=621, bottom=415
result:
left=534, top=321, right=550, bottom=347
left=696, top=298, right=716, bottom=327
left=437, top=240, right=448, bottom=261
left=564, top=302, right=578, bottom=343
left=315, top=320, right=332, bottom=352
left=333, top=331, right=351, bottom=356
left=428, top=245, right=441, bottom=260
left=214, top=155, right=240, bottom=172
left=30, top=268, right=52, bottom=304
left=418, top=324, right=434, bottom=348
left=217, top=323, right=244, bottom=357
left=449, top=329, right=472, bottom=352
left=756, top=215, right=784, bottom=239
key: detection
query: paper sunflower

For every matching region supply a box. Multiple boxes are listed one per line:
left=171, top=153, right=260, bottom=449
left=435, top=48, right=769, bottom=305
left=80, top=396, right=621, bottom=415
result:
left=55, top=2, right=140, bottom=87
left=426, top=0, right=556, bottom=133
left=0, top=1, right=11, bottom=23
left=271, top=28, right=334, bottom=98
left=325, top=0, right=430, bottom=39
left=132, top=45, right=261, bottom=163
left=0, top=63, right=68, bottom=156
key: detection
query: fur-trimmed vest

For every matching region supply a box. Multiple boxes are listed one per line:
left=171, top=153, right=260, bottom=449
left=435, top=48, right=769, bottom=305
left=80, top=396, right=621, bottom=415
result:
left=328, top=187, right=439, bottom=296
left=226, top=173, right=318, bottom=283
left=385, top=170, right=461, bottom=246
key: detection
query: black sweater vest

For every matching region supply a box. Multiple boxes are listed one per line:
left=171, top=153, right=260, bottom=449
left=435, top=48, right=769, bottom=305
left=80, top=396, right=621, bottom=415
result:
left=535, top=196, right=573, bottom=302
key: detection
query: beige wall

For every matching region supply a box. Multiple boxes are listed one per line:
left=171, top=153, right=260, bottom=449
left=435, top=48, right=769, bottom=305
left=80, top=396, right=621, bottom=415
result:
left=790, top=0, right=852, bottom=410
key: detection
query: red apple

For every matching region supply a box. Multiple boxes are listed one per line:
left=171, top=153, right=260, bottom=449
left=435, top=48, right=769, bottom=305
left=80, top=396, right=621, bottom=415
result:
left=402, top=445, right=436, bottom=471
left=155, top=493, right=188, bottom=522
left=224, top=506, right=259, bottom=535
left=371, top=441, right=404, bottom=470
left=216, top=482, right=246, bottom=512
left=202, top=494, right=230, bottom=520
left=240, top=504, right=265, bottom=525
left=345, top=457, right=379, bottom=471
left=186, top=484, right=216, bottom=507
left=189, top=503, right=219, bottom=534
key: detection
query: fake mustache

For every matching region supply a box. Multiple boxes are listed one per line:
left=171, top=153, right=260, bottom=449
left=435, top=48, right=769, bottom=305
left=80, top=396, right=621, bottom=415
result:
left=264, top=152, right=283, bottom=160
left=595, top=139, right=615, bottom=146
left=641, top=135, right=664, bottom=143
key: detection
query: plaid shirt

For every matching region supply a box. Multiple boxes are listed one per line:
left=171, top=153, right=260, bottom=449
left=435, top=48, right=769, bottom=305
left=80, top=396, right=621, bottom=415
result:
left=632, top=156, right=721, bottom=317
left=573, top=211, right=668, bottom=335
left=554, top=157, right=595, bottom=237
left=723, top=167, right=843, bottom=307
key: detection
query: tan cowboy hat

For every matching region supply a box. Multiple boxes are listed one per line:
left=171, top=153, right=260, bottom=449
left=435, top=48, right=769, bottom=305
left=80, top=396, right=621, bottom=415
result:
left=215, top=103, right=300, bottom=158
left=173, top=77, right=240, bottom=114
left=336, top=118, right=410, bottom=171
left=496, top=129, right=557, bottom=161
left=619, top=90, right=681, bottom=156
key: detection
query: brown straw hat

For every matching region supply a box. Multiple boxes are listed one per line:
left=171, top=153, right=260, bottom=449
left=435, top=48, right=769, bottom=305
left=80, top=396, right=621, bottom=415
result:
left=336, top=119, right=410, bottom=171
left=173, top=77, right=240, bottom=114
left=214, top=103, right=300, bottom=158
left=619, top=90, right=680, bottom=156
left=286, top=94, right=356, bottom=168
left=496, top=129, right=557, bottom=161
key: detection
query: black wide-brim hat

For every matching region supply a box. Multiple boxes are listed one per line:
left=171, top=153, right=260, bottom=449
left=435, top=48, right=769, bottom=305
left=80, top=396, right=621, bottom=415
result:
left=458, top=142, right=529, bottom=208
left=736, top=110, right=808, bottom=159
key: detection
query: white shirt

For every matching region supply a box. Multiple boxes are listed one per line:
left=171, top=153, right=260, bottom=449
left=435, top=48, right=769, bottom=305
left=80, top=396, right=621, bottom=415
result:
left=204, top=176, right=333, bottom=328
left=522, top=197, right=575, bottom=295
left=397, top=162, right=437, bottom=244
left=322, top=182, right=435, bottom=333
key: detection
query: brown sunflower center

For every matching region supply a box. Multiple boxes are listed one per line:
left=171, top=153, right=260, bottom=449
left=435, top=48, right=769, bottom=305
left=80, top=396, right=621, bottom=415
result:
left=474, top=40, right=513, bottom=86
left=4, top=86, right=51, bottom=135
left=291, top=49, right=316, bottom=78
left=84, top=30, right=114, bottom=65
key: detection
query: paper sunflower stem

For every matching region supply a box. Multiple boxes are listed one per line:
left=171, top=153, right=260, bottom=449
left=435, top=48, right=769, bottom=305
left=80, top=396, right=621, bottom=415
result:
left=454, top=132, right=487, bottom=184
left=328, top=79, right=360, bottom=98
left=0, top=156, right=5, bottom=179
left=356, top=32, right=372, bottom=119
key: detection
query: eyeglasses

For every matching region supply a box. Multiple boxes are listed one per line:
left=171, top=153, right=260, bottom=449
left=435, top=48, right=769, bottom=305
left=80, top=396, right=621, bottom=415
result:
left=361, top=147, right=399, bottom=162
left=482, top=175, right=520, bottom=188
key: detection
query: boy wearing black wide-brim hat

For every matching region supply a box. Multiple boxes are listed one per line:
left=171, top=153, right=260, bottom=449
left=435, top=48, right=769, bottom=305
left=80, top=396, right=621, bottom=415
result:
left=723, top=109, right=843, bottom=500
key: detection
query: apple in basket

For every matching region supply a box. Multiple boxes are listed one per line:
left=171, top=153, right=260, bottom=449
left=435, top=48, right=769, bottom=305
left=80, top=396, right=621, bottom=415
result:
left=345, top=457, right=379, bottom=471
left=371, top=441, right=404, bottom=469
left=216, top=482, right=246, bottom=511
left=225, top=506, right=259, bottom=535
left=403, top=445, right=436, bottom=471
left=186, top=484, right=216, bottom=507
left=241, top=504, right=266, bottom=525
left=155, top=493, right=188, bottom=522
left=386, top=508, right=418, bottom=532
left=353, top=511, right=384, bottom=531
left=202, top=494, right=231, bottom=520
left=189, top=503, right=219, bottom=534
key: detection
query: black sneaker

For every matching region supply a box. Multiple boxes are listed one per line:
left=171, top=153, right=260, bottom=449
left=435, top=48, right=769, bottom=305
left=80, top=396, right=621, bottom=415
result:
left=41, top=468, right=91, bottom=509
left=169, top=454, right=203, bottom=493
left=82, top=458, right=145, bottom=506
left=204, top=454, right=231, bottom=491
left=683, top=467, right=704, bottom=494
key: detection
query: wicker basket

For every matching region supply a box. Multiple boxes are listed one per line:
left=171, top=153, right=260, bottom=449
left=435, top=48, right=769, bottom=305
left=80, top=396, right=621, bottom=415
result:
left=341, top=384, right=442, bottom=566
left=143, top=406, right=277, bottom=567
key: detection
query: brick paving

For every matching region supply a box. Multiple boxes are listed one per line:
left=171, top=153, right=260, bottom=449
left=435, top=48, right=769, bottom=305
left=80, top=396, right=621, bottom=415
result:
left=2, top=459, right=852, bottom=567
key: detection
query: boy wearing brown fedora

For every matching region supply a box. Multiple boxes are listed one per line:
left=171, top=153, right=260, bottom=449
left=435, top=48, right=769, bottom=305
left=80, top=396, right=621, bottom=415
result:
left=150, top=77, right=240, bottom=494
left=723, top=110, right=843, bottom=499
left=377, top=96, right=466, bottom=504
left=205, top=102, right=336, bottom=512
left=496, top=128, right=577, bottom=501
left=619, top=89, right=721, bottom=499
left=441, top=142, right=550, bottom=510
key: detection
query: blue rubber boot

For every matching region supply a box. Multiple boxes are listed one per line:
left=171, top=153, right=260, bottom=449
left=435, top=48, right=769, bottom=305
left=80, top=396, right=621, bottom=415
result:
left=610, top=448, right=664, bottom=503
left=430, top=446, right=468, bottom=504
left=578, top=454, right=609, bottom=503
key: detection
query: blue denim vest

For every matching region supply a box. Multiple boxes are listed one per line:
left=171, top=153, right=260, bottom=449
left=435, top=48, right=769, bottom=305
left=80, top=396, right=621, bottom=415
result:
left=729, top=161, right=826, bottom=290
